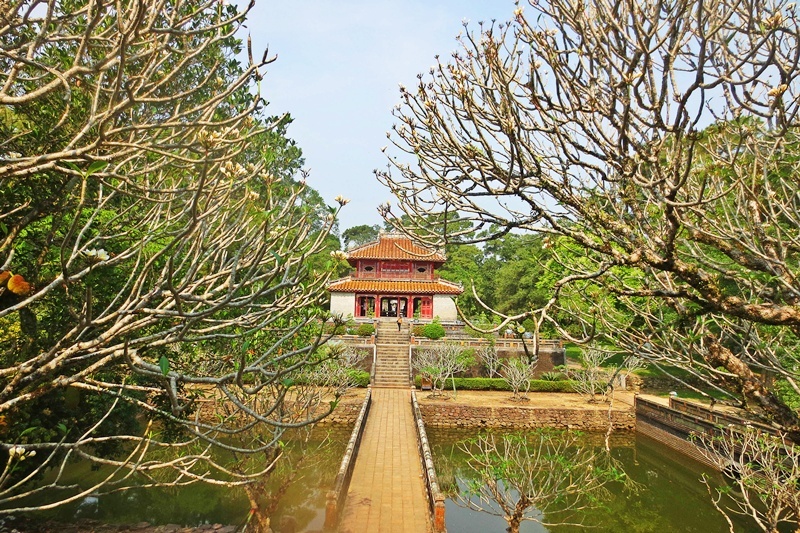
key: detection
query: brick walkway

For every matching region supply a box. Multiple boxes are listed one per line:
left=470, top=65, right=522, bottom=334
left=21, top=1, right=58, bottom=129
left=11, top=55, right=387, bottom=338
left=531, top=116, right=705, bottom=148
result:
left=339, top=388, right=431, bottom=533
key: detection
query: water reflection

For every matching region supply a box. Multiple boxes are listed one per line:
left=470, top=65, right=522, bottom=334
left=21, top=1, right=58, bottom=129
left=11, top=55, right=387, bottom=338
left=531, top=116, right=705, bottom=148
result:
left=11, top=426, right=350, bottom=532
left=428, top=428, right=759, bottom=533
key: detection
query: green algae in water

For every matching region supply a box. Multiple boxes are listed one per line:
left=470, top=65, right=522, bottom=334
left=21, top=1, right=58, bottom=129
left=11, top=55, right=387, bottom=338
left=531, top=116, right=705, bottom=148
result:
left=7, top=426, right=350, bottom=531
left=428, top=428, right=762, bottom=533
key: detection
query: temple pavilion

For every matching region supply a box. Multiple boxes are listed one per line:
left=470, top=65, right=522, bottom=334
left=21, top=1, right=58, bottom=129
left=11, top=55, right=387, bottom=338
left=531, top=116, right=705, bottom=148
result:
left=327, top=233, right=463, bottom=321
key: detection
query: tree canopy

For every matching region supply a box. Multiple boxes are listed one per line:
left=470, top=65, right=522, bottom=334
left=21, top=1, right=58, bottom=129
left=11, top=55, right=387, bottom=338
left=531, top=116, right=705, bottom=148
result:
left=0, top=0, right=344, bottom=513
left=341, top=224, right=381, bottom=249
left=379, top=0, right=800, bottom=435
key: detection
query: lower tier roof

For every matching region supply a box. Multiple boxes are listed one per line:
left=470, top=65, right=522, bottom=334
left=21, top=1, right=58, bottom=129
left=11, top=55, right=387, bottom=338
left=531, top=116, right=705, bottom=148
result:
left=326, top=278, right=463, bottom=295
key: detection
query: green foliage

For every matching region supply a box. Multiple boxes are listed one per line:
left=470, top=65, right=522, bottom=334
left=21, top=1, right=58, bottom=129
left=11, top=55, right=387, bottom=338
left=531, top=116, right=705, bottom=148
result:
left=539, top=371, right=565, bottom=382
left=347, top=369, right=371, bottom=388
left=564, top=344, right=583, bottom=361
left=464, top=324, right=496, bottom=341
left=421, top=319, right=446, bottom=340
left=324, top=320, right=351, bottom=335
left=341, top=224, right=381, bottom=249
left=773, top=380, right=800, bottom=411
left=356, top=323, right=375, bottom=337
left=413, top=376, right=575, bottom=392
left=0, top=0, right=347, bottom=508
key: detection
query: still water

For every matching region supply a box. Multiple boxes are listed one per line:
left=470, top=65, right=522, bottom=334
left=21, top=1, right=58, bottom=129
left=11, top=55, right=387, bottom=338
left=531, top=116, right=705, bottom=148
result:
left=17, top=426, right=349, bottom=532
left=17, top=426, right=764, bottom=532
left=428, top=428, right=759, bottom=533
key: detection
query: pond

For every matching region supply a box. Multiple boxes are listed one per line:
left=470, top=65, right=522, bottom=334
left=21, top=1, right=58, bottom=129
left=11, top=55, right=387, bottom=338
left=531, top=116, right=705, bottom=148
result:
left=428, top=428, right=761, bottom=533
left=8, top=426, right=350, bottom=532
left=9, top=425, right=776, bottom=532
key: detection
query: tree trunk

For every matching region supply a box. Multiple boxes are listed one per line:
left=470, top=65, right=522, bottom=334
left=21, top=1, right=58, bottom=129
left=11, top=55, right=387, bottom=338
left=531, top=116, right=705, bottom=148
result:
left=505, top=515, right=521, bottom=533
left=706, top=339, right=800, bottom=441
left=243, top=486, right=272, bottom=533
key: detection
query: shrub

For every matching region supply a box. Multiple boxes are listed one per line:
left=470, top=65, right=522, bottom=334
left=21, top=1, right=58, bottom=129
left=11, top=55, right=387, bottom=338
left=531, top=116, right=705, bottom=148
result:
left=464, top=325, right=495, bottom=340
left=356, top=323, right=375, bottom=337
left=539, top=371, right=565, bottom=382
left=347, top=369, right=371, bottom=387
left=422, top=319, right=446, bottom=340
left=413, top=376, right=575, bottom=393
left=412, top=325, right=426, bottom=337
left=324, top=322, right=347, bottom=335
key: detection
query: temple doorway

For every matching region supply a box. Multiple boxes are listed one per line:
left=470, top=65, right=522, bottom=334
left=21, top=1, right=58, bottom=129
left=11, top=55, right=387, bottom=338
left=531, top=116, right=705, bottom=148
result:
left=356, top=296, right=375, bottom=318
left=379, top=297, right=408, bottom=317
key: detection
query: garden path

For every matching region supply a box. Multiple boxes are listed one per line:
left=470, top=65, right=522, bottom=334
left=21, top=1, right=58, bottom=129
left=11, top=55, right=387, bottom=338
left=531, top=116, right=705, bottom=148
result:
left=339, top=321, right=431, bottom=532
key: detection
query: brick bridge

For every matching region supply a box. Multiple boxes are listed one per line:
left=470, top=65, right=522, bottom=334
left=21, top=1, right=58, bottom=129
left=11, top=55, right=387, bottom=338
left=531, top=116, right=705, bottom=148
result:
left=338, top=320, right=432, bottom=533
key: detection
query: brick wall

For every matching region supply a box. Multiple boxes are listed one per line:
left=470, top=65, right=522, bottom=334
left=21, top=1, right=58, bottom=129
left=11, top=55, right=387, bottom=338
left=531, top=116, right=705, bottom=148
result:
left=418, top=403, right=635, bottom=431
left=317, top=399, right=365, bottom=425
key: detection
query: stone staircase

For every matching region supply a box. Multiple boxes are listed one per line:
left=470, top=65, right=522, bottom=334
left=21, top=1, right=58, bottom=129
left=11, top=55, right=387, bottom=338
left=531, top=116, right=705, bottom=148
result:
left=372, top=320, right=411, bottom=388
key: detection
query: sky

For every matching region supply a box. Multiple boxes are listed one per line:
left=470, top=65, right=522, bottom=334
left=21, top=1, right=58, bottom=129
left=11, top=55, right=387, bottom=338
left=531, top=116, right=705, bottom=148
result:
left=242, top=1, right=520, bottom=233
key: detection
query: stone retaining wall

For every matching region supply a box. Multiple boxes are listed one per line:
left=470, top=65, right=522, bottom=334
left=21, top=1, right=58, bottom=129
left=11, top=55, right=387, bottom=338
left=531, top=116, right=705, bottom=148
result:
left=419, top=403, right=635, bottom=431
left=316, top=397, right=367, bottom=425
left=636, top=418, right=718, bottom=469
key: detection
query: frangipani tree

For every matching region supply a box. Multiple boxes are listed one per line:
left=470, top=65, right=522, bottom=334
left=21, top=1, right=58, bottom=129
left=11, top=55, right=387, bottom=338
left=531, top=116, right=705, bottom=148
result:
left=0, top=0, right=345, bottom=518
left=697, top=425, right=800, bottom=532
left=458, top=431, right=626, bottom=532
left=413, top=343, right=471, bottom=398
left=378, top=0, right=800, bottom=436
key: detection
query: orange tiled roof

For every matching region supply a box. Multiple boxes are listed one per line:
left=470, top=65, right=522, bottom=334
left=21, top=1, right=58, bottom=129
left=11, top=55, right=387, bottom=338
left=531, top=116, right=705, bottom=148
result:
left=327, top=278, right=463, bottom=295
left=347, top=234, right=446, bottom=262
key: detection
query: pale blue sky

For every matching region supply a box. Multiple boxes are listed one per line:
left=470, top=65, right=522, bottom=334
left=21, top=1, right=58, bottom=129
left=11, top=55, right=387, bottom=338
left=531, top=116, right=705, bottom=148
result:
left=243, top=1, right=518, bottom=232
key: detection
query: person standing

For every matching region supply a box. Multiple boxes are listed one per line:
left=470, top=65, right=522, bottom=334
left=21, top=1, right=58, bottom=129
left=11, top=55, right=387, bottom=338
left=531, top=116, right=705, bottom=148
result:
left=396, top=314, right=403, bottom=331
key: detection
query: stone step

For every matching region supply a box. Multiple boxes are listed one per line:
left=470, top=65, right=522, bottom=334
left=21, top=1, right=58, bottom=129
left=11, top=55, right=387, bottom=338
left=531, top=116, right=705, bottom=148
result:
left=373, top=379, right=411, bottom=387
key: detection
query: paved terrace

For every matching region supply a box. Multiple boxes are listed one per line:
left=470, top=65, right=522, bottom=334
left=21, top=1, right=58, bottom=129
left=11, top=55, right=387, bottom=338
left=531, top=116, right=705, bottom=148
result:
left=339, top=387, right=431, bottom=533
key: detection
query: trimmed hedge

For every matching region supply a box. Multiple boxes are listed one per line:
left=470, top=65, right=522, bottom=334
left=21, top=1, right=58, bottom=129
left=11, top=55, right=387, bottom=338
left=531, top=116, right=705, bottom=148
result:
left=414, top=376, right=575, bottom=392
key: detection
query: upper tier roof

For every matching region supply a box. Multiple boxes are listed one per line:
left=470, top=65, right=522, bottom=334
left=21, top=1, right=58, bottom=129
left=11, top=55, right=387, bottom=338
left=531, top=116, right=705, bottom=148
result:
left=347, top=233, right=445, bottom=263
